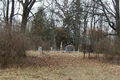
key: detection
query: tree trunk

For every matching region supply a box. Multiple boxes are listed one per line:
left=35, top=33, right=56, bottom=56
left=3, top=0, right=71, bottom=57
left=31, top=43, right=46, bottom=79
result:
left=5, top=0, right=9, bottom=27
left=10, top=0, right=14, bottom=28
left=18, top=0, right=36, bottom=57
left=74, top=25, right=79, bottom=51
left=116, top=0, right=120, bottom=36
left=19, top=0, right=36, bottom=33
left=83, top=46, right=86, bottom=59
left=88, top=45, right=91, bottom=59
left=21, top=9, right=29, bottom=33
left=75, top=40, right=78, bottom=51
left=84, top=53, right=85, bottom=58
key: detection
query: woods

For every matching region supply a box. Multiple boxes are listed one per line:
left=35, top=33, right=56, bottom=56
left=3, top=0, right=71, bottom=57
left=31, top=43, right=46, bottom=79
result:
left=0, top=0, right=120, bottom=67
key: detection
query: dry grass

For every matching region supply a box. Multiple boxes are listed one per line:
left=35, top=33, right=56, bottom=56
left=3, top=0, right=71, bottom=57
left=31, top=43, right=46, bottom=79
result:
left=0, top=51, right=120, bottom=80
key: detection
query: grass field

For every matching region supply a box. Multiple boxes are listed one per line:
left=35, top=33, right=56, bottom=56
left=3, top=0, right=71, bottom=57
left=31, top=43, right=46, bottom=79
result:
left=0, top=51, right=120, bottom=80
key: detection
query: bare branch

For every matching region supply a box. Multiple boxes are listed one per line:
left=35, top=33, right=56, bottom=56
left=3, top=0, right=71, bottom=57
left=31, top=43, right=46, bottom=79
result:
left=28, top=0, right=36, bottom=10
left=17, top=0, right=23, bottom=6
left=94, top=0, right=116, bottom=31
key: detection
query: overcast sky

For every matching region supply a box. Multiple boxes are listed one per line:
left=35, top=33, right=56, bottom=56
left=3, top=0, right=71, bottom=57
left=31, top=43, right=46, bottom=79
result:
left=0, top=0, right=115, bottom=28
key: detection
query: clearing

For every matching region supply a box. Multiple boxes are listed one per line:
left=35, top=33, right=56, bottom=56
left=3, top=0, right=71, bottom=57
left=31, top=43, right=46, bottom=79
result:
left=0, top=51, right=120, bottom=80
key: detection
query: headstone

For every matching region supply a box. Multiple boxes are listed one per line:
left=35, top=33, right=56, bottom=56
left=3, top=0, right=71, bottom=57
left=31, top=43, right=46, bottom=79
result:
left=51, top=47, right=53, bottom=51
left=38, top=46, right=42, bottom=57
left=60, top=42, right=62, bottom=51
left=65, top=45, right=72, bottom=52
left=38, top=46, right=42, bottom=51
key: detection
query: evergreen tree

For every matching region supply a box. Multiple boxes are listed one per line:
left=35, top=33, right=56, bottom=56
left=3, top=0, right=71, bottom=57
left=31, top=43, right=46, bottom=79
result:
left=65, top=0, right=83, bottom=51
left=31, top=7, right=52, bottom=40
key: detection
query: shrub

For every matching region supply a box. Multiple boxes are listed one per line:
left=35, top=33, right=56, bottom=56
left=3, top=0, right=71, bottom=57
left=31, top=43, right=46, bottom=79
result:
left=0, top=28, right=30, bottom=67
left=96, top=36, right=120, bottom=61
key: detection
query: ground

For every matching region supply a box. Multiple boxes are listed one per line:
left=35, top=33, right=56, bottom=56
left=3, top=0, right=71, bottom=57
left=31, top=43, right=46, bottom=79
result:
left=0, top=51, right=120, bottom=80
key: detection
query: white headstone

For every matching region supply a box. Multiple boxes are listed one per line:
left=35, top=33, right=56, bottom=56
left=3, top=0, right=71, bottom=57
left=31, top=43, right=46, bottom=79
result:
left=60, top=42, right=62, bottom=48
left=38, top=46, right=42, bottom=51
left=38, top=46, right=42, bottom=57
left=51, top=47, right=53, bottom=51
left=60, top=42, right=62, bottom=51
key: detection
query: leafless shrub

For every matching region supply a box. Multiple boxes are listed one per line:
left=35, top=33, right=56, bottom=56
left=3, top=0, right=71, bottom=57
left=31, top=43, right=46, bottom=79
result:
left=96, top=36, right=120, bottom=62
left=0, top=28, right=30, bottom=67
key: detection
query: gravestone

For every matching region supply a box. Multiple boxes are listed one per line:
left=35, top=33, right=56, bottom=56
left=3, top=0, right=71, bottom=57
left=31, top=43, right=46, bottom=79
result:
left=65, top=45, right=72, bottom=52
left=60, top=42, right=62, bottom=51
left=38, top=46, right=42, bottom=51
left=51, top=47, right=53, bottom=51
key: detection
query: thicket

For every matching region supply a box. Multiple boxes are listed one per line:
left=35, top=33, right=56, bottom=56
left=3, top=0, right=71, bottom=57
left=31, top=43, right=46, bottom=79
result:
left=0, top=28, right=30, bottom=67
left=95, top=36, right=120, bottom=63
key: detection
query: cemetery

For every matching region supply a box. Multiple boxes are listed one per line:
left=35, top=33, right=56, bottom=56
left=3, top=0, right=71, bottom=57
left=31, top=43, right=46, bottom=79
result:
left=0, top=0, right=120, bottom=80
left=0, top=49, right=120, bottom=80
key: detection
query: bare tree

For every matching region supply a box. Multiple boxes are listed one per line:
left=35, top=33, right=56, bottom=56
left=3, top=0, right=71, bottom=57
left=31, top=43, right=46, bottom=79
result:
left=5, top=0, right=9, bottom=26
left=10, top=0, right=14, bottom=26
left=17, top=0, right=37, bottom=32
left=94, top=0, right=119, bottom=36
left=2, top=0, right=14, bottom=28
